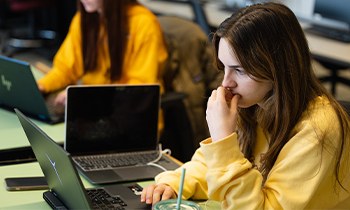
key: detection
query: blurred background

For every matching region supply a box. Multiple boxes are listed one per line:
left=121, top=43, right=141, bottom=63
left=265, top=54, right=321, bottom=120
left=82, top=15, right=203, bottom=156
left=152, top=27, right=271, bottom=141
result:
left=1, top=0, right=349, bottom=101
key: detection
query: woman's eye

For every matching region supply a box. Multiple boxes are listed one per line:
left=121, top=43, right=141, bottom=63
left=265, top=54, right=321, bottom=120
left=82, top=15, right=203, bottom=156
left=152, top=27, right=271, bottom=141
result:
left=235, top=68, right=245, bottom=75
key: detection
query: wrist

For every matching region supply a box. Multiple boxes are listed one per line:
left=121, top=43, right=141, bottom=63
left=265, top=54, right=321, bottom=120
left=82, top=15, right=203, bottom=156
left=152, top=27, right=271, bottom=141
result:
left=37, top=83, right=46, bottom=93
left=211, top=131, right=235, bottom=142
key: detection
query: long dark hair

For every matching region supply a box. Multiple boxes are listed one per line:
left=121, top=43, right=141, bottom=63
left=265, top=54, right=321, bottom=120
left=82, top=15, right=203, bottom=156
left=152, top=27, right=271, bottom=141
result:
left=212, top=2, right=350, bottom=190
left=78, top=0, right=138, bottom=81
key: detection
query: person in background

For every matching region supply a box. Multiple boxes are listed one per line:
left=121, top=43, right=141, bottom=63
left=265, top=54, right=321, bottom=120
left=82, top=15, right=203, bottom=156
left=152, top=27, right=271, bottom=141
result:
left=141, top=2, right=350, bottom=209
left=37, top=0, right=167, bottom=106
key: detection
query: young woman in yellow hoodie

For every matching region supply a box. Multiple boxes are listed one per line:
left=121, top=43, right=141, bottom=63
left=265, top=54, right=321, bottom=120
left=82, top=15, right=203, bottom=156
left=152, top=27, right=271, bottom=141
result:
left=37, top=0, right=167, bottom=106
left=141, top=2, right=350, bottom=209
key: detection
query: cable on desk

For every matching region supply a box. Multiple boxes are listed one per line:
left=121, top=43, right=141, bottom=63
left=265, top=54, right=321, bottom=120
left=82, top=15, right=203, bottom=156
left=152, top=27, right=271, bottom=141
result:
left=147, top=162, right=167, bottom=171
left=162, top=148, right=171, bottom=156
left=149, top=143, right=164, bottom=163
left=146, top=143, right=172, bottom=172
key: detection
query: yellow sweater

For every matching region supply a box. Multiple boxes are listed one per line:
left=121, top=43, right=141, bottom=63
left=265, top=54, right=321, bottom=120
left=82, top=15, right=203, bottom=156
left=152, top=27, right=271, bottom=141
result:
left=38, top=5, right=167, bottom=92
left=38, top=5, right=167, bottom=131
left=156, top=96, right=350, bottom=209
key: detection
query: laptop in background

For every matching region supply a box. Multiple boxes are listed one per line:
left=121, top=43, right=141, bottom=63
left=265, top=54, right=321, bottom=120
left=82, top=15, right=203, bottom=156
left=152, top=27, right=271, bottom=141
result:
left=64, top=85, right=180, bottom=184
left=0, top=55, right=64, bottom=124
left=295, top=0, right=350, bottom=43
left=15, top=108, right=150, bottom=210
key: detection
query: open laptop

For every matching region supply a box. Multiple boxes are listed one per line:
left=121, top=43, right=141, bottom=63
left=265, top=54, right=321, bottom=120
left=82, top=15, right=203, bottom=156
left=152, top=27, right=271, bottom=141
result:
left=0, top=55, right=64, bottom=124
left=64, top=84, right=181, bottom=184
left=15, top=108, right=150, bottom=210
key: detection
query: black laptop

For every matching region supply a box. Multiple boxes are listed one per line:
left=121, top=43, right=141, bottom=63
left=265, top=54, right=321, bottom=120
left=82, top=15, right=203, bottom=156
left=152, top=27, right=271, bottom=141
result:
left=0, top=55, right=64, bottom=124
left=64, top=85, right=180, bottom=184
left=15, top=108, right=151, bottom=210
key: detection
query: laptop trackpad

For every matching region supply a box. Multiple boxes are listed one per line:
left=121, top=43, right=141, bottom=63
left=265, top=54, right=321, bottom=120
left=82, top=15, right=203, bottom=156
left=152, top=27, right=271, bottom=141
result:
left=115, top=166, right=163, bottom=180
left=85, top=170, right=124, bottom=184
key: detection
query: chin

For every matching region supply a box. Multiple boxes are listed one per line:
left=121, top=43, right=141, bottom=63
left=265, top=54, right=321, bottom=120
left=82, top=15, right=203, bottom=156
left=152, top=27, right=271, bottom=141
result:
left=237, top=103, right=247, bottom=108
left=84, top=7, right=97, bottom=13
left=238, top=102, right=255, bottom=109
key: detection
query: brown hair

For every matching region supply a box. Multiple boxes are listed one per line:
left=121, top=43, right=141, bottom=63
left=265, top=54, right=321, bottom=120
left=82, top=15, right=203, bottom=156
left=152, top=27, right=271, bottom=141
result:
left=212, top=2, right=349, bottom=190
left=78, top=0, right=138, bottom=81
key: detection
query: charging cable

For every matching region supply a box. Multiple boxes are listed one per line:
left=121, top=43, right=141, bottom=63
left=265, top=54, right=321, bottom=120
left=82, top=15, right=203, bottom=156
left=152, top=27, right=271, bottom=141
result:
left=146, top=144, right=171, bottom=172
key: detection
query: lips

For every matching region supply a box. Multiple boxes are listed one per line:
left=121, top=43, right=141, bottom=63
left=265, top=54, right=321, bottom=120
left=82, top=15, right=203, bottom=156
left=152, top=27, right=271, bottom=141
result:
left=224, top=88, right=242, bottom=102
left=224, top=88, right=234, bottom=102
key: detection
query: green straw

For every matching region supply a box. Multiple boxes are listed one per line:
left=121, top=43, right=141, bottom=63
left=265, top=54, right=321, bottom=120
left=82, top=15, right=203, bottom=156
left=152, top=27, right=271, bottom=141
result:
left=176, top=168, right=186, bottom=210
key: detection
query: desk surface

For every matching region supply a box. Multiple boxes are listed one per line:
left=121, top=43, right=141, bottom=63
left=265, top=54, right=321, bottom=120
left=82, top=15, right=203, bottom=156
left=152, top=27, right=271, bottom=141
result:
left=0, top=162, right=221, bottom=209
left=303, top=30, right=350, bottom=66
left=0, top=162, right=149, bottom=210
left=0, top=108, right=65, bottom=151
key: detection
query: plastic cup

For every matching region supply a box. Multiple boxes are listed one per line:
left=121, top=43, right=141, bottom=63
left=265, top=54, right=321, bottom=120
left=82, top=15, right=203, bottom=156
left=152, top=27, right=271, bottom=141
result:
left=153, top=199, right=203, bottom=210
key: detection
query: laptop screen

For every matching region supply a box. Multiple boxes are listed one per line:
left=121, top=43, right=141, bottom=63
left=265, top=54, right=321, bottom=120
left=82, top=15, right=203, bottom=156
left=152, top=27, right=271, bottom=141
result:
left=314, top=0, right=350, bottom=25
left=65, top=85, right=160, bottom=156
left=15, top=109, right=92, bottom=210
left=0, top=55, right=52, bottom=121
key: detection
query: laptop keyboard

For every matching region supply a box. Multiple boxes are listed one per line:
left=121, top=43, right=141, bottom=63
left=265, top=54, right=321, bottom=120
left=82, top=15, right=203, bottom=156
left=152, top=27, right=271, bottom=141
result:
left=74, top=151, right=170, bottom=171
left=305, top=25, right=350, bottom=43
left=44, top=93, right=65, bottom=118
left=86, top=188, right=127, bottom=210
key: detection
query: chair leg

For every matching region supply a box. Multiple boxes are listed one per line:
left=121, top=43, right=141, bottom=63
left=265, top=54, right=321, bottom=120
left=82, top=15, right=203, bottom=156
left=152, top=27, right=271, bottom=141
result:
left=315, top=59, right=349, bottom=96
left=330, top=69, right=338, bottom=95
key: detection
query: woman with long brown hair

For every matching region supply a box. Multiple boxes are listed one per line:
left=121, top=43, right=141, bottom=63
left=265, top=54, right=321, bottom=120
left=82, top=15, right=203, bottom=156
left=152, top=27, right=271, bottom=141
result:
left=141, top=2, right=350, bottom=209
left=37, top=0, right=167, bottom=107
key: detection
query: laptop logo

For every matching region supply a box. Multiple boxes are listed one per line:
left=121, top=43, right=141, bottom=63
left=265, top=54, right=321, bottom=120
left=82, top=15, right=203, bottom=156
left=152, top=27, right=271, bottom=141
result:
left=46, top=153, right=63, bottom=186
left=1, top=75, right=12, bottom=91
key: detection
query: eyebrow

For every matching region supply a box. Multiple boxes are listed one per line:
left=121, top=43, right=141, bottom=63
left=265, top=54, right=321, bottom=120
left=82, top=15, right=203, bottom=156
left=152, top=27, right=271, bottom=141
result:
left=228, top=65, right=241, bottom=68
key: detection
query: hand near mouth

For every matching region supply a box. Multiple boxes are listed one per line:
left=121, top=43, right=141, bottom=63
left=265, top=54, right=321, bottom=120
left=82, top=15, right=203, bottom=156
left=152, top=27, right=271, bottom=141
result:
left=224, top=87, right=235, bottom=103
left=206, top=86, right=240, bottom=142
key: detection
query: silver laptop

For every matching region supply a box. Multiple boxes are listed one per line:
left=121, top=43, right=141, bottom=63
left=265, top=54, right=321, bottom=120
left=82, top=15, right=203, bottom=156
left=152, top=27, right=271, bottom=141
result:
left=15, top=108, right=150, bottom=210
left=64, top=84, right=180, bottom=184
left=0, top=55, right=64, bottom=124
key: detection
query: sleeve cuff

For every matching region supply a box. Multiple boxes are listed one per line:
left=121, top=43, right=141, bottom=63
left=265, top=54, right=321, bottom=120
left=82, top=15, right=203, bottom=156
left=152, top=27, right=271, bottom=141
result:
left=200, top=132, right=246, bottom=169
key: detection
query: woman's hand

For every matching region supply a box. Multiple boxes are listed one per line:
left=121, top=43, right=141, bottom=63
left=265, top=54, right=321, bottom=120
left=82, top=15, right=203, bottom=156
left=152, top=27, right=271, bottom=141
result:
left=206, top=86, right=240, bottom=142
left=141, top=183, right=177, bottom=207
left=37, top=82, right=46, bottom=93
left=54, top=90, right=67, bottom=107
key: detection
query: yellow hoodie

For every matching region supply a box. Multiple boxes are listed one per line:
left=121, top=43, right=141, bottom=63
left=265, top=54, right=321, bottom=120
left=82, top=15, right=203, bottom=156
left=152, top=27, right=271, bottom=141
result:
left=38, top=5, right=167, bottom=131
left=156, top=96, right=350, bottom=209
left=38, top=5, right=167, bottom=92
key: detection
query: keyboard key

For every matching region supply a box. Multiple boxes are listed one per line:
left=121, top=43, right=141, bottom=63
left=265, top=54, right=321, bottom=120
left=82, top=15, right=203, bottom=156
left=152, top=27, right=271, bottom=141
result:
left=86, top=188, right=126, bottom=210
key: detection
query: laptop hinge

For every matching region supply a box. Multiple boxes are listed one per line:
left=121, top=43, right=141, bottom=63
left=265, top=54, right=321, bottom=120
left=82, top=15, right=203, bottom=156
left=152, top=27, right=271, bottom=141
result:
left=43, top=190, right=69, bottom=210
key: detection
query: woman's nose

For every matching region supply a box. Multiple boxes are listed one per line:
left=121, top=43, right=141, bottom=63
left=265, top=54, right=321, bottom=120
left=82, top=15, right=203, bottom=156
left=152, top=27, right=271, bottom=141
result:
left=222, top=74, right=236, bottom=88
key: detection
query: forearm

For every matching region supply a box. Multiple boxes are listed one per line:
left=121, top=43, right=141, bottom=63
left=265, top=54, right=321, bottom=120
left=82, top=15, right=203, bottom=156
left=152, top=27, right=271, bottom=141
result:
left=37, top=67, right=78, bottom=92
